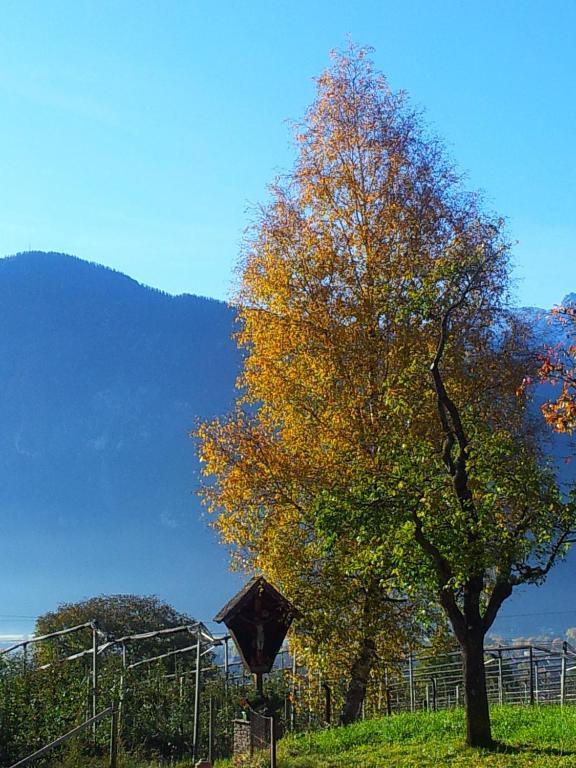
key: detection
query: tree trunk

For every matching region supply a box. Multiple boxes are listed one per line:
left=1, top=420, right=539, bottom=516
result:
left=461, top=631, right=492, bottom=748
left=340, top=636, right=376, bottom=725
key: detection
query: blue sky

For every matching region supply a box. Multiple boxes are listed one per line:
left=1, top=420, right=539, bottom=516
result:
left=0, top=1, right=576, bottom=642
left=0, top=0, right=574, bottom=308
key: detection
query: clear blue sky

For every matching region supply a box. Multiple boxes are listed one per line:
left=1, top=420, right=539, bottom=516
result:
left=0, top=0, right=574, bottom=308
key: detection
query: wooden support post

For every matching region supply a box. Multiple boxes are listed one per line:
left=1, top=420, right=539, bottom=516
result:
left=255, top=672, right=264, bottom=698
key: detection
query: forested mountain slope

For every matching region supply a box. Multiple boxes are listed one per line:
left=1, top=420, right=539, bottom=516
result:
left=0, top=251, right=573, bottom=639
left=0, top=252, right=240, bottom=630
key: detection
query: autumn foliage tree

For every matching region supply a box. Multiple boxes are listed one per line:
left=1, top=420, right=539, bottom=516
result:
left=539, top=302, right=576, bottom=433
left=197, top=46, right=576, bottom=747
left=199, top=412, right=422, bottom=724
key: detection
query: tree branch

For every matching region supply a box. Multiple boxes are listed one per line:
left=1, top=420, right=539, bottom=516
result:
left=410, top=509, right=465, bottom=639
left=512, top=530, right=576, bottom=584
left=482, top=579, right=513, bottom=633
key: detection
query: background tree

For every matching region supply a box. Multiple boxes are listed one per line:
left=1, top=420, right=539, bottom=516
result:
left=35, top=593, right=197, bottom=668
left=198, top=46, right=576, bottom=747
left=2, top=595, right=216, bottom=761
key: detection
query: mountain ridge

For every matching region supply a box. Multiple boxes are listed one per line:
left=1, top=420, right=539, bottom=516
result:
left=0, top=251, right=574, bottom=640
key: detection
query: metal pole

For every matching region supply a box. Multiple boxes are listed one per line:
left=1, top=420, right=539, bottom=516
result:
left=270, top=714, right=277, bottom=768
left=223, top=635, right=230, bottom=731
left=322, top=682, right=331, bottom=724
left=179, top=674, right=184, bottom=739
left=529, top=646, right=535, bottom=705
left=118, top=674, right=125, bottom=744
left=408, top=653, right=415, bottom=712
left=192, top=627, right=202, bottom=762
left=498, top=650, right=503, bottom=706
left=290, top=651, right=297, bottom=731
left=384, top=668, right=391, bottom=715
left=224, top=636, right=229, bottom=697
left=8, top=707, right=114, bottom=768
left=208, top=696, right=213, bottom=765
left=307, top=670, right=312, bottom=729
left=561, top=641, right=567, bottom=706
left=535, top=660, right=539, bottom=704
left=109, top=703, right=118, bottom=768
left=92, top=622, right=99, bottom=736
left=318, top=670, right=322, bottom=722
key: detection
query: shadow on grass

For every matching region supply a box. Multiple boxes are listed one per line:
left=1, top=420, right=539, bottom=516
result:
left=489, top=741, right=576, bottom=757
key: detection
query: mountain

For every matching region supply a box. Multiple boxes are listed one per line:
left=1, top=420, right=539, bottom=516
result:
left=0, top=252, right=241, bottom=636
left=0, top=251, right=574, bottom=641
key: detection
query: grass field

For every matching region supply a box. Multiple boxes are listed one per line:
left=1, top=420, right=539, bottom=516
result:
left=215, top=705, right=576, bottom=767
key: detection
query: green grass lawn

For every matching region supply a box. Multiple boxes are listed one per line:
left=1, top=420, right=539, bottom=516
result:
left=216, top=706, right=576, bottom=767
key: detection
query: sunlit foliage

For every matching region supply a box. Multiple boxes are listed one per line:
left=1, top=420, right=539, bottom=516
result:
left=539, top=305, right=576, bottom=433
left=197, top=45, right=576, bottom=745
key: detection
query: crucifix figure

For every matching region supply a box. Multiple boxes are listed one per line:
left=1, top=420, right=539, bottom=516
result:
left=237, top=592, right=275, bottom=669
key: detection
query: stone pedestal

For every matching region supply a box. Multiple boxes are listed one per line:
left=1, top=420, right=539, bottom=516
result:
left=233, top=718, right=252, bottom=756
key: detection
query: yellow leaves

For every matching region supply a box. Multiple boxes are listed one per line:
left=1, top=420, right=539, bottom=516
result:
left=196, top=44, right=544, bottom=690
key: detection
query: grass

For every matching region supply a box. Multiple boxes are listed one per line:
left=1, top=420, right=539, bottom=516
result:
left=215, top=706, right=576, bottom=767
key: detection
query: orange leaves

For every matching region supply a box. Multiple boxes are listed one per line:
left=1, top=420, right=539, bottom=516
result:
left=538, top=305, right=576, bottom=434
left=541, top=389, right=576, bottom=434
